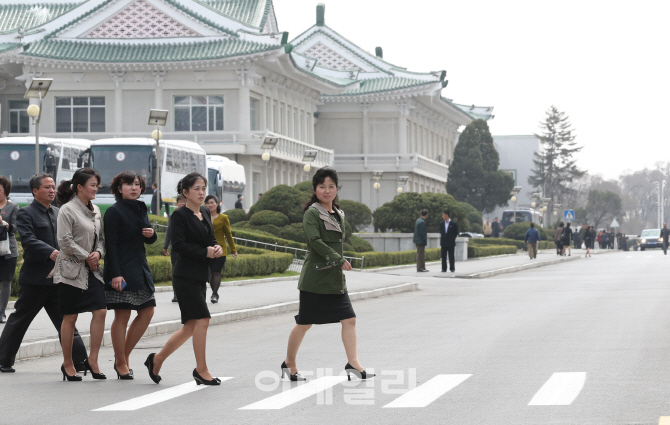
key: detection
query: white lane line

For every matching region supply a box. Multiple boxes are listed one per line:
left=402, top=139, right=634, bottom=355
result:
left=93, top=379, right=233, bottom=411
left=239, top=376, right=347, bottom=410
left=383, top=374, right=472, bottom=408
left=528, top=372, right=586, bottom=406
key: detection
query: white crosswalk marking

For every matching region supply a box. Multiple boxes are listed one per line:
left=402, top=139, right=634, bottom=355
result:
left=528, top=372, right=586, bottom=406
left=239, top=376, right=348, bottom=410
left=383, top=374, right=472, bottom=408
left=93, top=379, right=233, bottom=411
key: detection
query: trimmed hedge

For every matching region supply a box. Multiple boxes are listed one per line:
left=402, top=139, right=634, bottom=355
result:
left=468, top=245, right=517, bottom=258
left=249, top=210, right=290, bottom=227
left=350, top=235, right=374, bottom=253
left=223, top=208, right=247, bottom=224
left=355, top=248, right=442, bottom=268
left=470, top=237, right=524, bottom=250
left=502, top=222, right=550, bottom=241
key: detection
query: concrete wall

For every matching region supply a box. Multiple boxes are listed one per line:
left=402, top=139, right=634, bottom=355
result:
left=353, top=233, right=468, bottom=261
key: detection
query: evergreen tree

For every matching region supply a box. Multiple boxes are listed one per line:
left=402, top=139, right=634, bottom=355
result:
left=528, top=106, right=585, bottom=213
left=446, top=119, right=514, bottom=213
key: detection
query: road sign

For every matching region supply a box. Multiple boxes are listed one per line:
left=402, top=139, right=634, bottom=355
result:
left=564, top=210, right=575, bottom=221
left=610, top=218, right=619, bottom=228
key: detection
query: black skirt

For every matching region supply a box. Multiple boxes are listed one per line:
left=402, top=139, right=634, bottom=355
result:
left=173, top=275, right=211, bottom=324
left=58, top=271, right=107, bottom=315
left=294, top=290, right=356, bottom=325
left=209, top=256, right=227, bottom=274
left=0, top=256, right=17, bottom=282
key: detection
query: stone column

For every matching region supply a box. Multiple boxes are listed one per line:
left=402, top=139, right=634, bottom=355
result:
left=236, top=65, right=259, bottom=135
left=396, top=102, right=413, bottom=155
left=151, top=70, right=167, bottom=109
left=110, top=71, right=125, bottom=134
left=361, top=102, right=372, bottom=154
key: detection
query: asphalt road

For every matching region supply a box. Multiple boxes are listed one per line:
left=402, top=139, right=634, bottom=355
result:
left=3, top=249, right=670, bottom=425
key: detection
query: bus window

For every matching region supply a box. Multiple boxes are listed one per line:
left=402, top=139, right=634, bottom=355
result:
left=181, top=150, right=189, bottom=172
left=166, top=148, right=174, bottom=172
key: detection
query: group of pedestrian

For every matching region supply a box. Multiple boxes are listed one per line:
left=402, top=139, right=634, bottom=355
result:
left=483, top=218, right=503, bottom=238
left=0, top=166, right=374, bottom=385
left=413, top=209, right=459, bottom=273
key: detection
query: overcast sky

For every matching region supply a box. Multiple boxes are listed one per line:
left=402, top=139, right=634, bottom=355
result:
left=274, top=0, right=670, bottom=180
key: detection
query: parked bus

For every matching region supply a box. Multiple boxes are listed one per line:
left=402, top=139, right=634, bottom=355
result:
left=501, top=208, right=543, bottom=229
left=206, top=155, right=246, bottom=211
left=86, top=138, right=207, bottom=214
left=0, top=136, right=91, bottom=206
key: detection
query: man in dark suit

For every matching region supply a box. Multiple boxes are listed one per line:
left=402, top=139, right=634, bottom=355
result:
left=491, top=217, right=501, bottom=238
left=440, top=210, right=459, bottom=273
left=661, top=223, right=670, bottom=255
left=0, top=174, right=87, bottom=373
left=150, top=182, right=162, bottom=216
left=235, top=194, right=244, bottom=209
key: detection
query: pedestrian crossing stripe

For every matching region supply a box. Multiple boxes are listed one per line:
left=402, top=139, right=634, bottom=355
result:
left=383, top=374, right=471, bottom=408
left=659, top=417, right=670, bottom=425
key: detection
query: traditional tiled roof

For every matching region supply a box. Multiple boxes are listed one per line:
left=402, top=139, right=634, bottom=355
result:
left=0, top=43, right=22, bottom=54
left=195, top=0, right=272, bottom=30
left=0, top=3, right=82, bottom=33
left=325, top=76, right=437, bottom=97
left=453, top=102, right=495, bottom=120
left=22, top=38, right=280, bottom=63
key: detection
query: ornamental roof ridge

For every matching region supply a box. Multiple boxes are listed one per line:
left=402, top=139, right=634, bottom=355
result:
left=0, top=2, right=83, bottom=33
left=323, top=76, right=438, bottom=97
left=193, top=0, right=273, bottom=31
left=452, top=102, right=495, bottom=121
left=287, top=52, right=360, bottom=89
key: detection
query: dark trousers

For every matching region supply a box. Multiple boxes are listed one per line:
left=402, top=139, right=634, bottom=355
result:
left=441, top=246, right=455, bottom=272
left=0, top=285, right=87, bottom=367
left=416, top=244, right=426, bottom=271
left=664, top=241, right=668, bottom=255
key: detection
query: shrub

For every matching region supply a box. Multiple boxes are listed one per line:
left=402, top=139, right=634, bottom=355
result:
left=277, top=223, right=308, bottom=244
left=249, top=210, right=290, bottom=227
left=467, top=245, right=517, bottom=258
left=502, top=222, right=550, bottom=241
left=338, top=200, right=372, bottom=232
left=247, top=184, right=308, bottom=223
left=349, top=235, right=374, bottom=252
left=470, top=237, right=524, bottom=249
left=224, top=209, right=247, bottom=224
left=145, top=233, right=166, bottom=256
left=373, top=192, right=468, bottom=233
left=459, top=201, right=483, bottom=233
left=294, top=180, right=313, bottom=194
left=357, top=248, right=442, bottom=268
left=148, top=214, right=169, bottom=227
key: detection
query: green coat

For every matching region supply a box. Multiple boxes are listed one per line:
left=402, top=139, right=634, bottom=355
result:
left=413, top=217, right=427, bottom=245
left=297, top=203, right=347, bottom=294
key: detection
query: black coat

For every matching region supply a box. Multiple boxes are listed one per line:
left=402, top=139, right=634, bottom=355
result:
left=16, top=200, right=59, bottom=286
left=171, top=205, right=218, bottom=282
left=440, top=220, right=459, bottom=248
left=103, top=199, right=157, bottom=292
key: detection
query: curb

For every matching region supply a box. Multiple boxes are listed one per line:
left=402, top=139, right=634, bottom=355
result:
left=14, top=282, right=419, bottom=362
left=459, top=254, right=581, bottom=279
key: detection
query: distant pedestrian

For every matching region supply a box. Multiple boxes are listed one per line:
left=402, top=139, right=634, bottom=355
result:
left=258, top=193, right=263, bottom=201
left=0, top=176, right=18, bottom=323
left=524, top=222, right=541, bottom=259
left=413, top=209, right=429, bottom=272
left=440, top=210, right=459, bottom=272
left=662, top=223, right=670, bottom=255
left=491, top=217, right=501, bottom=238
left=561, top=222, right=572, bottom=256
left=235, top=194, right=244, bottom=209
left=151, top=182, right=162, bottom=216
left=572, top=227, right=581, bottom=249
left=483, top=218, right=492, bottom=238
left=600, top=231, right=608, bottom=250
left=554, top=222, right=564, bottom=255
left=583, top=226, right=594, bottom=257
left=608, top=229, right=616, bottom=249
left=616, top=230, right=623, bottom=250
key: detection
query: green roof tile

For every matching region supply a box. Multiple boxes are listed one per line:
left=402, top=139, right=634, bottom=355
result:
left=0, top=3, right=82, bottom=32
left=195, top=0, right=271, bottom=29
left=22, top=38, right=280, bottom=63
left=325, top=77, right=435, bottom=96
left=0, top=42, right=22, bottom=54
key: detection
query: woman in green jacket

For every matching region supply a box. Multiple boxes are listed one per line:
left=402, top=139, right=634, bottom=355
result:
left=281, top=167, right=374, bottom=382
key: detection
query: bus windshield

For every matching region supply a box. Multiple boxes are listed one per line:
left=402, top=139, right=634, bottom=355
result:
left=207, top=168, right=218, bottom=197
left=0, top=144, right=47, bottom=193
left=502, top=211, right=532, bottom=228
left=90, top=145, right=154, bottom=193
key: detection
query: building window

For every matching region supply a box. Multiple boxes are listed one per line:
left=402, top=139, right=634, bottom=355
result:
left=9, top=100, right=30, bottom=134
left=174, top=96, right=223, bottom=131
left=55, top=97, right=105, bottom=132
left=250, top=97, right=259, bottom=131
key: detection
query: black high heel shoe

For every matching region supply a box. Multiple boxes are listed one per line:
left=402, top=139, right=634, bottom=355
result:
left=113, top=356, right=133, bottom=380
left=193, top=369, right=221, bottom=386
left=61, top=364, right=82, bottom=382
left=281, top=361, right=306, bottom=381
left=345, top=363, right=375, bottom=381
left=144, top=353, right=161, bottom=384
left=83, top=359, right=106, bottom=380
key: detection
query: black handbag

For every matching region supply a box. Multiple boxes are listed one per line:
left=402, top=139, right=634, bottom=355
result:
left=0, top=225, right=7, bottom=241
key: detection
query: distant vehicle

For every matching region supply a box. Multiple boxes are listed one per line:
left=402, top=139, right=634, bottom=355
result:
left=86, top=138, right=207, bottom=214
left=501, top=208, right=543, bottom=230
left=459, top=232, right=484, bottom=239
left=206, top=155, right=246, bottom=211
left=0, top=136, right=91, bottom=206
left=637, top=229, right=662, bottom=251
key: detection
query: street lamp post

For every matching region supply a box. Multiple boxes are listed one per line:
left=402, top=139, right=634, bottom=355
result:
left=530, top=201, right=536, bottom=224
left=302, top=150, right=318, bottom=182
left=397, top=176, right=409, bottom=197
left=372, top=171, right=383, bottom=210
left=261, top=133, right=279, bottom=193
left=511, top=196, right=518, bottom=223
left=148, top=109, right=168, bottom=216
left=24, top=78, right=53, bottom=175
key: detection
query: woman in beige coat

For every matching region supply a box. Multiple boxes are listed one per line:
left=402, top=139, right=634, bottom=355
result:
left=54, top=168, right=107, bottom=381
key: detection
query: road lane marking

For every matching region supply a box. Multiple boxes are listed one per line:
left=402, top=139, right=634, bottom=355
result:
left=239, top=376, right=347, bottom=410
left=659, top=417, right=670, bottom=425
left=383, top=374, right=472, bottom=408
left=528, top=372, right=586, bottom=406
left=93, top=379, right=233, bottom=411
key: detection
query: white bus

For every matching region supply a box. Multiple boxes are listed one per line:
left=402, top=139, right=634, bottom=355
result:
left=86, top=138, right=207, bottom=214
left=206, top=155, right=246, bottom=211
left=0, top=136, right=91, bottom=206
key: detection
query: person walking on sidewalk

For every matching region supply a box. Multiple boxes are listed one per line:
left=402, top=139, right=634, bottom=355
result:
left=145, top=173, right=223, bottom=386
left=524, top=222, right=541, bottom=259
left=103, top=171, right=158, bottom=380
left=0, top=174, right=88, bottom=373
left=0, top=176, right=19, bottom=323
left=554, top=222, right=564, bottom=255
left=440, top=210, right=459, bottom=272
left=491, top=217, right=501, bottom=238
left=54, top=168, right=107, bottom=381
left=283, top=167, right=374, bottom=383
left=483, top=218, right=492, bottom=238
left=583, top=226, right=595, bottom=257
left=561, top=222, right=573, bottom=256
left=163, top=194, right=186, bottom=302
left=205, top=195, right=237, bottom=304
left=662, top=223, right=670, bottom=255
left=413, top=209, right=429, bottom=272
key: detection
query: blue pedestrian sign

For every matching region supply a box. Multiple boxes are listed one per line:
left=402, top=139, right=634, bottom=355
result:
left=564, top=210, right=575, bottom=221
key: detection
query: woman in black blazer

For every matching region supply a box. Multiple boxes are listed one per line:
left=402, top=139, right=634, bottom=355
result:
left=104, top=171, right=157, bottom=380
left=145, top=173, right=223, bottom=386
